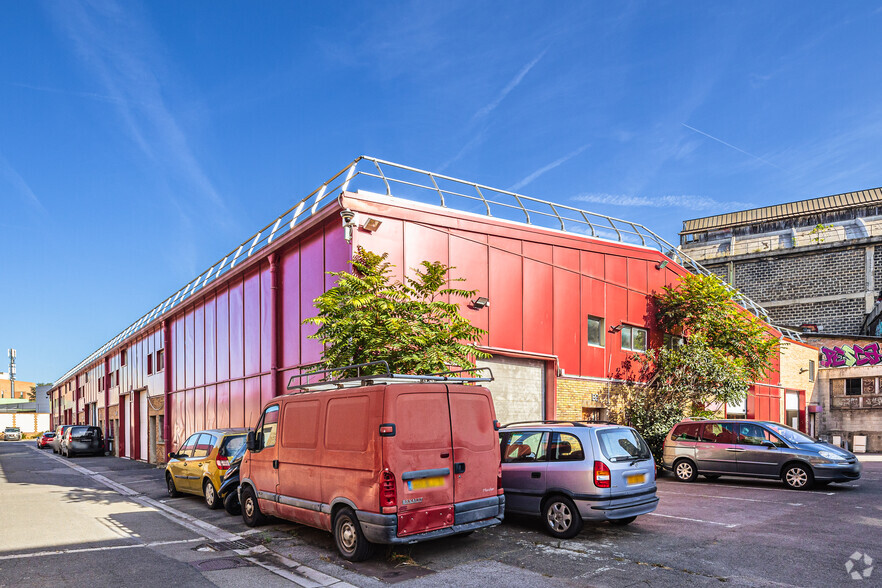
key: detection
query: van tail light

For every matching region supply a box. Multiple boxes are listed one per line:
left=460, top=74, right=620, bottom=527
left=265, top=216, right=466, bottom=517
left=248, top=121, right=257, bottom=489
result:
left=216, top=456, right=231, bottom=471
left=380, top=470, right=397, bottom=509
left=594, top=461, right=611, bottom=488
left=497, top=464, right=503, bottom=494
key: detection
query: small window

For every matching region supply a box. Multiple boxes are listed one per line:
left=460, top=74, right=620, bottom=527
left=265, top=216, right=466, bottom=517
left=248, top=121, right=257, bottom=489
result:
left=845, top=378, right=862, bottom=396
left=179, top=434, right=198, bottom=457
left=193, top=433, right=216, bottom=458
left=621, top=325, right=648, bottom=352
left=586, top=316, right=604, bottom=347
left=699, top=423, right=737, bottom=443
left=156, top=349, right=165, bottom=372
left=257, top=405, right=280, bottom=449
left=671, top=422, right=700, bottom=441
left=548, top=432, right=585, bottom=461
left=147, top=353, right=154, bottom=375
left=501, top=431, right=547, bottom=463
left=808, top=360, right=815, bottom=382
left=120, top=349, right=127, bottom=366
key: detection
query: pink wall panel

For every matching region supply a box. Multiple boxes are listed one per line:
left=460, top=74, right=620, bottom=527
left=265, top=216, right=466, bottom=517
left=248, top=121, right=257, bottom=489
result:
left=581, top=276, right=607, bottom=378
left=185, top=389, right=195, bottom=436
left=229, top=380, right=245, bottom=428
left=627, top=258, right=648, bottom=293
left=522, top=258, right=553, bottom=355
left=358, top=218, right=405, bottom=282
left=488, top=248, right=523, bottom=350
left=627, top=290, right=651, bottom=326
left=300, top=230, right=326, bottom=365
left=488, top=235, right=521, bottom=254
left=185, top=310, right=195, bottom=389
left=204, top=385, right=216, bottom=430
left=280, top=247, right=301, bottom=369
left=523, top=241, right=552, bottom=264
left=261, top=374, right=273, bottom=405
left=324, top=223, right=352, bottom=288
left=173, top=392, right=185, bottom=448
left=195, top=305, right=205, bottom=387
left=260, top=265, right=272, bottom=374
left=229, top=280, right=245, bottom=380
left=553, top=268, right=581, bottom=373
left=244, top=270, right=261, bottom=376
left=204, top=296, right=217, bottom=384
left=605, top=255, right=627, bottom=285
left=216, top=382, right=230, bottom=429
left=646, top=261, right=667, bottom=296
left=553, top=246, right=579, bottom=273
left=449, top=236, right=489, bottom=340
left=244, top=376, right=261, bottom=428
left=194, top=386, right=205, bottom=432
left=174, top=317, right=184, bottom=392
left=403, top=223, right=449, bottom=285
left=216, top=290, right=230, bottom=382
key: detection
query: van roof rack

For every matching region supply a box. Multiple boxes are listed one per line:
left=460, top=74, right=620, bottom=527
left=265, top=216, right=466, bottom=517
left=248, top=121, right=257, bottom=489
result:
left=499, top=420, right=614, bottom=428
left=286, top=361, right=494, bottom=392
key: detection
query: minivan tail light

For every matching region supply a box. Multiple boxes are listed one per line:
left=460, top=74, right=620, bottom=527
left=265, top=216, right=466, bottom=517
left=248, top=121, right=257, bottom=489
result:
left=594, top=461, right=611, bottom=488
left=497, top=464, right=503, bottom=494
left=216, top=456, right=231, bottom=471
left=380, top=470, right=397, bottom=508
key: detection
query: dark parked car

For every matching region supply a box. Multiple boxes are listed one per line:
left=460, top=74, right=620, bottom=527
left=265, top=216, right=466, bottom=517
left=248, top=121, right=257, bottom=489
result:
left=218, top=441, right=247, bottom=515
left=37, top=431, right=56, bottom=449
left=61, top=425, right=106, bottom=457
left=52, top=425, right=73, bottom=454
left=662, top=419, right=862, bottom=490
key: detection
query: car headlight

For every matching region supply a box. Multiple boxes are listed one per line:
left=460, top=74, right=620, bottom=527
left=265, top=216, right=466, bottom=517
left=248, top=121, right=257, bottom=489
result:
left=819, top=450, right=846, bottom=462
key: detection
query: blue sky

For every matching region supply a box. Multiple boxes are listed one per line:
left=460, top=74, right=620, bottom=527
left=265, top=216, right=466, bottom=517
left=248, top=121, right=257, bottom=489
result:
left=4, top=1, right=882, bottom=382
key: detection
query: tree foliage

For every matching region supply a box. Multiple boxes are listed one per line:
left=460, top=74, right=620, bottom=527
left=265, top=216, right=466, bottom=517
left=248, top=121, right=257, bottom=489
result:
left=304, top=247, right=489, bottom=377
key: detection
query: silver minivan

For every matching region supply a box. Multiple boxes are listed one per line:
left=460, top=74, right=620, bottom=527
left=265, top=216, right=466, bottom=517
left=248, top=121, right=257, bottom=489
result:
left=662, top=419, right=861, bottom=490
left=499, top=421, right=658, bottom=539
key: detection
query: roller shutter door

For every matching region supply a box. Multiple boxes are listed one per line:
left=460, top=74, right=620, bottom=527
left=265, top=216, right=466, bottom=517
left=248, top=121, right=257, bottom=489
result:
left=476, top=356, right=546, bottom=425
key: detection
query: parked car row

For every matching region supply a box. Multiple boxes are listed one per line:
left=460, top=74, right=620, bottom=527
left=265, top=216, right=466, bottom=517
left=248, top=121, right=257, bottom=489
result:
left=46, top=425, right=107, bottom=457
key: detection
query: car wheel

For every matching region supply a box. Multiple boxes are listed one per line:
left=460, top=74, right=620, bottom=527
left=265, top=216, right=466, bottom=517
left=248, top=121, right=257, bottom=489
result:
left=333, top=507, right=375, bottom=561
left=166, top=472, right=181, bottom=498
left=703, top=474, right=721, bottom=480
left=609, top=516, right=637, bottom=526
left=203, top=480, right=221, bottom=509
left=542, top=496, right=583, bottom=539
left=223, top=490, right=241, bottom=515
left=241, top=486, right=267, bottom=527
left=782, top=463, right=814, bottom=490
left=673, top=459, right=698, bottom=482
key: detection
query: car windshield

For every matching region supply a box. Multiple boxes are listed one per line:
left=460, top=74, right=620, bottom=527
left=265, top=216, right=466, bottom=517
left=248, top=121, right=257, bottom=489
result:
left=764, top=423, right=815, bottom=444
left=45, top=432, right=56, bottom=437
left=6, top=428, right=20, bottom=432
left=597, top=428, right=652, bottom=461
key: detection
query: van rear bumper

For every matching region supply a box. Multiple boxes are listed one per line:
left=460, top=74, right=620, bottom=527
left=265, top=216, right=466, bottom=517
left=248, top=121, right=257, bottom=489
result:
left=357, top=495, right=505, bottom=544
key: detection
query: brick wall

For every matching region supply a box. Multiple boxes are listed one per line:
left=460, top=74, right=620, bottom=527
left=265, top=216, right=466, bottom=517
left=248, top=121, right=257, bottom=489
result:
left=556, top=378, right=609, bottom=420
left=766, top=298, right=865, bottom=335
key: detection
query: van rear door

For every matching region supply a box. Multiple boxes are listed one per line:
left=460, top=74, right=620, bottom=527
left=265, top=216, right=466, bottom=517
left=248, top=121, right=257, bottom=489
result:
left=447, top=385, right=499, bottom=504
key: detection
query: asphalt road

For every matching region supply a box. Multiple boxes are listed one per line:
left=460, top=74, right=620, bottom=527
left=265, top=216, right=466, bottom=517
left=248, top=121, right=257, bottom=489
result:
left=2, top=441, right=879, bottom=587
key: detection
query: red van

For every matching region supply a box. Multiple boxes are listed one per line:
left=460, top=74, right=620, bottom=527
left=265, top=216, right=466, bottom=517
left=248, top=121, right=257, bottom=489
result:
left=239, top=364, right=505, bottom=561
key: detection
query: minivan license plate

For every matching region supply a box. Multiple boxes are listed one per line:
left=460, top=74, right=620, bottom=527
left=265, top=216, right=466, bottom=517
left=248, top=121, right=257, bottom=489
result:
left=408, top=476, right=445, bottom=490
left=626, top=473, right=646, bottom=485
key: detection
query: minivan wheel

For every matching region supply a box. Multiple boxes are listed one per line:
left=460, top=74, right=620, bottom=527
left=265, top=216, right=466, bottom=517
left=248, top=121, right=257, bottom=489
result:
left=333, top=507, right=374, bottom=561
left=542, top=496, right=583, bottom=539
left=673, top=459, right=698, bottom=482
left=203, top=480, right=221, bottom=509
left=241, top=486, right=267, bottom=527
left=166, top=473, right=181, bottom=498
left=782, top=463, right=814, bottom=490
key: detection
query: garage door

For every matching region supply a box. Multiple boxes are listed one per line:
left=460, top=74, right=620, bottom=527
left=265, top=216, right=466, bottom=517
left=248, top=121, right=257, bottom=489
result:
left=476, top=356, right=546, bottom=425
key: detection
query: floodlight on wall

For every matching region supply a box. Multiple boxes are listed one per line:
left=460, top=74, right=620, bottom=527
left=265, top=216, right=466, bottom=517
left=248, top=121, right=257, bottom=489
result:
left=361, top=217, right=383, bottom=232
left=656, top=259, right=669, bottom=270
left=609, top=323, right=624, bottom=333
left=471, top=297, right=490, bottom=310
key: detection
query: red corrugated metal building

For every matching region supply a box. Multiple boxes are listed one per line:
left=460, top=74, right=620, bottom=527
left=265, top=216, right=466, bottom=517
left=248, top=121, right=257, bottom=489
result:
left=49, top=157, right=802, bottom=463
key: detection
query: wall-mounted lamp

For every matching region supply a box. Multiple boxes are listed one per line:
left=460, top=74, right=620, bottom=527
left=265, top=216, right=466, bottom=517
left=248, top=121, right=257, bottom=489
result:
left=799, top=367, right=809, bottom=374
left=471, top=296, right=490, bottom=310
left=340, top=209, right=357, bottom=243
left=655, top=259, right=669, bottom=270
left=361, top=217, right=383, bottom=232
left=609, top=323, right=624, bottom=333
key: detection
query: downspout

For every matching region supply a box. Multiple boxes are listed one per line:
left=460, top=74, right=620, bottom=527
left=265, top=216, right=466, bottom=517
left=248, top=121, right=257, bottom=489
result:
left=163, top=319, right=173, bottom=458
left=269, top=253, right=280, bottom=400
left=104, top=357, right=110, bottom=439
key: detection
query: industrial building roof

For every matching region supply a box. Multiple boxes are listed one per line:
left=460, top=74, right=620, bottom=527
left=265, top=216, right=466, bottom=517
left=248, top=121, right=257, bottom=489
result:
left=681, top=187, right=882, bottom=235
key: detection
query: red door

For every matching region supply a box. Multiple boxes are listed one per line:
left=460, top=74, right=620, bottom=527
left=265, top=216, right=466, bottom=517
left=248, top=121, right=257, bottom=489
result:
left=447, top=385, right=499, bottom=504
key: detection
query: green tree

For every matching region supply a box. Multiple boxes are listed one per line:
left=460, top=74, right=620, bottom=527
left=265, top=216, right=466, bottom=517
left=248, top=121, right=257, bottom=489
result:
left=616, top=273, right=780, bottom=461
left=304, top=247, right=489, bottom=377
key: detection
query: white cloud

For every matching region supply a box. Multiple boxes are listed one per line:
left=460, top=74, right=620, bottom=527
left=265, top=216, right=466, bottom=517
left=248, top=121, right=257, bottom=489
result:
left=573, top=192, right=755, bottom=212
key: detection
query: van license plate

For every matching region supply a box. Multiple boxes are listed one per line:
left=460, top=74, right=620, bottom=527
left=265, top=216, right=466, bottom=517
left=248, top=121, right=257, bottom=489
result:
left=626, top=473, right=646, bottom=485
left=408, top=476, right=445, bottom=490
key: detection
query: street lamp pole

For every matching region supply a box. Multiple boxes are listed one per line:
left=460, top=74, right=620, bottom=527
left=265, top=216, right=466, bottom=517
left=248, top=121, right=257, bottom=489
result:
left=8, top=348, right=16, bottom=400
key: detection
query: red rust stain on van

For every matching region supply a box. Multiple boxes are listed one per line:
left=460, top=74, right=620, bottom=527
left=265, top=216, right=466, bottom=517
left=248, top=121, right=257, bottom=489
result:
left=397, top=505, right=454, bottom=536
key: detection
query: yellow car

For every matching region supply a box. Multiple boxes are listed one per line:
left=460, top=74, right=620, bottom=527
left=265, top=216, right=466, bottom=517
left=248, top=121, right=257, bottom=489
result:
left=165, top=428, right=247, bottom=509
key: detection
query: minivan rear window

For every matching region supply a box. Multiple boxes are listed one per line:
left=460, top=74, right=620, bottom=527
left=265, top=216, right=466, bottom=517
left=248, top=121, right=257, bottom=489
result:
left=597, top=428, right=651, bottom=462
left=671, top=423, right=700, bottom=441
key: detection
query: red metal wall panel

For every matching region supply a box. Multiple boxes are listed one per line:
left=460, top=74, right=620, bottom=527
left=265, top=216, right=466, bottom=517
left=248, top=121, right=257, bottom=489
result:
left=553, top=246, right=579, bottom=273
left=216, top=382, right=230, bottom=429
left=522, top=258, right=553, bottom=355
left=185, top=310, right=195, bottom=389
left=553, top=267, right=581, bottom=374
left=605, top=255, right=627, bottom=285
left=449, top=236, right=489, bottom=342
left=244, top=376, right=261, bottom=429
left=606, top=284, right=630, bottom=375
left=627, top=290, right=650, bottom=326
left=204, top=296, right=217, bottom=385
left=261, top=374, right=273, bottom=406
left=204, top=385, right=216, bottom=430
left=324, top=224, right=353, bottom=287
left=488, top=248, right=523, bottom=350
left=357, top=217, right=405, bottom=282
left=581, top=251, right=604, bottom=281
left=627, top=258, right=648, bottom=293
left=229, top=379, right=245, bottom=428
left=216, top=289, right=230, bottom=382
left=229, top=280, right=245, bottom=380
left=581, top=276, right=606, bottom=377
left=195, top=305, right=205, bottom=387
left=260, top=264, right=272, bottom=374
left=194, top=386, right=205, bottom=432
left=403, top=223, right=449, bottom=288
left=523, top=241, right=552, bottom=264
left=300, top=231, right=326, bottom=366
left=244, top=270, right=261, bottom=376
left=280, top=248, right=301, bottom=369
left=185, top=388, right=195, bottom=436
left=173, top=392, right=185, bottom=448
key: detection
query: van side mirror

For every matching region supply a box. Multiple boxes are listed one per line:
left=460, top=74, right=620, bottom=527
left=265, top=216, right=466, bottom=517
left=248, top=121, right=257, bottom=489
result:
left=168, top=452, right=178, bottom=460
left=246, top=431, right=256, bottom=451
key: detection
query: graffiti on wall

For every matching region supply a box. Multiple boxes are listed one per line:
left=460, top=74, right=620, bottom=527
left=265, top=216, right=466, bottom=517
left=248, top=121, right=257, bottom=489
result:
left=820, top=343, right=882, bottom=368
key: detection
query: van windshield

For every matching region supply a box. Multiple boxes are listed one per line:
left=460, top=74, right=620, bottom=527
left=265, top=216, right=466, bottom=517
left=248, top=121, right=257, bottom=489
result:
left=597, top=428, right=652, bottom=462
left=764, top=423, right=815, bottom=444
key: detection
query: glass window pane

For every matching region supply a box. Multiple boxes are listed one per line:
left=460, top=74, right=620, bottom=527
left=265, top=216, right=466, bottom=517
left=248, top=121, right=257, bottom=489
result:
left=549, top=433, right=585, bottom=461
left=736, top=424, right=765, bottom=445
left=672, top=423, right=700, bottom=441
left=587, top=316, right=603, bottom=347
left=597, top=428, right=651, bottom=461
left=260, top=405, right=280, bottom=448
left=502, top=431, right=547, bottom=463
left=633, top=328, right=647, bottom=351
left=621, top=327, right=632, bottom=350
left=193, top=433, right=214, bottom=458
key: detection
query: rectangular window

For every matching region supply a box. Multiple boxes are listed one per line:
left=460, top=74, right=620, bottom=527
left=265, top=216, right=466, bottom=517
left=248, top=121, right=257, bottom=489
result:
left=147, top=353, right=154, bottom=376
left=120, top=349, right=127, bottom=366
left=808, top=360, right=815, bottom=382
left=586, top=316, right=604, bottom=347
left=621, top=325, right=648, bottom=352
left=156, top=349, right=165, bottom=372
left=157, top=415, right=164, bottom=442
left=845, top=378, right=862, bottom=396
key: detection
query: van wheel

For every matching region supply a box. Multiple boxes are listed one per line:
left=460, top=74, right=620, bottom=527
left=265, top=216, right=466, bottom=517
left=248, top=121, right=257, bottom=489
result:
left=223, top=491, right=241, bottom=515
left=203, top=480, right=221, bottom=509
left=782, top=463, right=814, bottom=490
left=241, top=486, right=267, bottom=527
left=542, top=496, right=583, bottom=539
left=333, top=507, right=374, bottom=561
left=609, top=516, right=637, bottom=526
left=166, top=473, right=181, bottom=498
left=673, top=459, right=698, bottom=482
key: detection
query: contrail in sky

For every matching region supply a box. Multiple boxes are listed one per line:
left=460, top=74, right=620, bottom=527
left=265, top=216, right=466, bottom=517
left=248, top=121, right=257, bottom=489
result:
left=682, top=123, right=785, bottom=171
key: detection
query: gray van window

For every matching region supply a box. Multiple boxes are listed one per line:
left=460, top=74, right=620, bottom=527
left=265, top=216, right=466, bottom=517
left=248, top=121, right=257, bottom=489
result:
left=671, top=423, right=700, bottom=441
left=699, top=423, right=737, bottom=444
left=597, top=429, right=651, bottom=461
left=765, top=423, right=813, bottom=444
left=502, top=431, right=547, bottom=463
left=548, top=433, right=585, bottom=461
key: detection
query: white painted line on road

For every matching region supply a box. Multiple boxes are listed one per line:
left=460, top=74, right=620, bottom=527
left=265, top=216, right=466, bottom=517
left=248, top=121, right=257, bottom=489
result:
left=244, top=551, right=358, bottom=588
left=690, top=482, right=836, bottom=496
left=647, top=513, right=739, bottom=528
left=657, top=490, right=803, bottom=506
left=0, top=538, right=204, bottom=561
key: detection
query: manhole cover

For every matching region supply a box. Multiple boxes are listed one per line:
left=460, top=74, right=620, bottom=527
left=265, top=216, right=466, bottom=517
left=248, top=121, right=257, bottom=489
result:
left=192, top=557, right=252, bottom=571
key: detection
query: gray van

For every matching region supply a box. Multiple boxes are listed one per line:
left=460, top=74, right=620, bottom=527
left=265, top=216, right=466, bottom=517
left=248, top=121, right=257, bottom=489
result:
left=499, top=421, right=658, bottom=539
left=662, top=419, right=861, bottom=490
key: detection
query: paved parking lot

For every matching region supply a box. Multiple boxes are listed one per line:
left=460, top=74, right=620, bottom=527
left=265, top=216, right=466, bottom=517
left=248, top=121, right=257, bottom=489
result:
left=3, top=443, right=880, bottom=587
